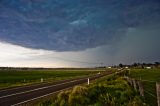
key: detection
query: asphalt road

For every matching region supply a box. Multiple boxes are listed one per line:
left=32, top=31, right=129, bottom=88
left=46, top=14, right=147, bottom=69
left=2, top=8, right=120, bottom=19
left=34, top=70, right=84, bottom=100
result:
left=0, top=71, right=115, bottom=106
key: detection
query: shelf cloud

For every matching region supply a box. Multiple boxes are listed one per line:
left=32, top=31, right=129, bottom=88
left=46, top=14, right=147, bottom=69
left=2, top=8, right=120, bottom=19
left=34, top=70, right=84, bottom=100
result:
left=0, top=0, right=160, bottom=51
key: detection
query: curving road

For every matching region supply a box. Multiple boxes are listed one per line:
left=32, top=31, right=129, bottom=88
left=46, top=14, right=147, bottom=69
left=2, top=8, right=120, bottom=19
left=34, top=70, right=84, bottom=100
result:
left=0, top=71, right=115, bottom=106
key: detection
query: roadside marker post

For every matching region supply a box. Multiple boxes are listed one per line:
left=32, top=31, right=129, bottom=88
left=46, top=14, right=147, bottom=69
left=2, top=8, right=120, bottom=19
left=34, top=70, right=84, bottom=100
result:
left=88, top=78, right=90, bottom=85
left=41, top=78, right=43, bottom=82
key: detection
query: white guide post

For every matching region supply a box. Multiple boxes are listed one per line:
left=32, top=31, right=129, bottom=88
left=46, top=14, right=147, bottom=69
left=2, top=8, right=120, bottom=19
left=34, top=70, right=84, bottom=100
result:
left=41, top=78, right=43, bottom=82
left=88, top=78, right=90, bottom=85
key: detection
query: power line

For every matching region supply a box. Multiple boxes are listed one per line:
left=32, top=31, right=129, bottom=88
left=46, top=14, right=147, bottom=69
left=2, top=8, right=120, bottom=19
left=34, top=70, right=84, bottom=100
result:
left=144, top=90, right=156, bottom=98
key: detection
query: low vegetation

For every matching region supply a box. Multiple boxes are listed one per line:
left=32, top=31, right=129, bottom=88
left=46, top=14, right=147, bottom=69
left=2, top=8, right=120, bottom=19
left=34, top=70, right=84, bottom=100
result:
left=0, top=68, right=103, bottom=89
left=127, top=68, right=160, bottom=106
left=39, top=75, right=146, bottom=106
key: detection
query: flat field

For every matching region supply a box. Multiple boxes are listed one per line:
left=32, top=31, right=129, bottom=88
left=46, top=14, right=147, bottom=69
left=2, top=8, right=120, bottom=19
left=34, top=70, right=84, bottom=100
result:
left=129, top=68, right=160, bottom=106
left=0, top=68, right=104, bottom=89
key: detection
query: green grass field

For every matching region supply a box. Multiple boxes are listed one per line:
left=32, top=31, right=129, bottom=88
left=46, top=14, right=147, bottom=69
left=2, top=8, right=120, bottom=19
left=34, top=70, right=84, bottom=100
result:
left=0, top=68, right=104, bottom=89
left=129, top=68, right=160, bottom=106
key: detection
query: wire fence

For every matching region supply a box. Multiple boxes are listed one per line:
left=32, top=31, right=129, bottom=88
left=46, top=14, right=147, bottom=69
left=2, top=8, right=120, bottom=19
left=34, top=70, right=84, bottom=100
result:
left=124, top=76, right=159, bottom=106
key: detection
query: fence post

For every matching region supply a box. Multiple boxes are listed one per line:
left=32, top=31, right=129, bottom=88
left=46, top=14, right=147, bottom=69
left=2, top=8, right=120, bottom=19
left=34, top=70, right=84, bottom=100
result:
left=132, top=79, right=137, bottom=91
left=137, top=81, right=144, bottom=97
left=126, top=77, right=133, bottom=86
left=156, top=82, right=160, bottom=106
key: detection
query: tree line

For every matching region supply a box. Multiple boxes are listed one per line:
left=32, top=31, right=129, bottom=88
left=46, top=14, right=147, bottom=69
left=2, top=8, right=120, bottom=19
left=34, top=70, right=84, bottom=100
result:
left=117, top=62, right=160, bottom=68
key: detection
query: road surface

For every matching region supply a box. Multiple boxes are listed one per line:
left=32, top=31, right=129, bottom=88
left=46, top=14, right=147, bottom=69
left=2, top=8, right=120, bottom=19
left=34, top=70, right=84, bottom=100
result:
left=0, top=71, right=115, bottom=106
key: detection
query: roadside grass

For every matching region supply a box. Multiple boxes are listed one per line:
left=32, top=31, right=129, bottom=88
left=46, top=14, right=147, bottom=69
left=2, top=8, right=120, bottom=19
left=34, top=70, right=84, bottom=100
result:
left=0, top=68, right=105, bottom=89
left=39, top=74, right=145, bottom=106
left=129, top=68, right=160, bottom=106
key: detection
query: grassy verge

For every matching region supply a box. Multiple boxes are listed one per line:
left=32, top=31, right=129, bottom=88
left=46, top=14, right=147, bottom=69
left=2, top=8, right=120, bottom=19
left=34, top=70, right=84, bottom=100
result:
left=128, top=68, right=160, bottom=106
left=39, top=75, right=146, bottom=106
left=0, top=68, right=104, bottom=89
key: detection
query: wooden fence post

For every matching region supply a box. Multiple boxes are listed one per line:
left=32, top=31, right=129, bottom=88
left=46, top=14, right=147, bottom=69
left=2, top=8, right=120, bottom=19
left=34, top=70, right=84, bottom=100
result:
left=156, top=82, right=160, bottom=106
left=132, top=79, right=137, bottom=91
left=137, top=81, right=144, bottom=97
left=127, top=77, right=133, bottom=86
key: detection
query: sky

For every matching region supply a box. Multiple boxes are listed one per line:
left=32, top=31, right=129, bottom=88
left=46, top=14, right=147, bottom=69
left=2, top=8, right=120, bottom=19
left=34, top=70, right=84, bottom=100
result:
left=0, top=0, right=160, bottom=67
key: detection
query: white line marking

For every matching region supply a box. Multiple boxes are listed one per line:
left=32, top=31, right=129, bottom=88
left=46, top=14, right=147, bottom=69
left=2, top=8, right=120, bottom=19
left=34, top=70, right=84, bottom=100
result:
left=11, top=72, right=115, bottom=106
left=0, top=83, right=45, bottom=92
left=0, top=75, right=92, bottom=92
left=11, top=86, right=73, bottom=106
left=0, top=78, right=87, bottom=99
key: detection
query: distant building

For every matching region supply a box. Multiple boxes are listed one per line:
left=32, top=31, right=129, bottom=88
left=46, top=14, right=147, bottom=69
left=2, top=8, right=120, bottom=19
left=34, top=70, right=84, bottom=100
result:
left=146, top=67, right=151, bottom=69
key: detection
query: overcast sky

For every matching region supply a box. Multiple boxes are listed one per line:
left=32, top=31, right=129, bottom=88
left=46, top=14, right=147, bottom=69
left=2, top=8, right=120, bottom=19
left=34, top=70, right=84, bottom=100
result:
left=0, top=0, right=160, bottom=67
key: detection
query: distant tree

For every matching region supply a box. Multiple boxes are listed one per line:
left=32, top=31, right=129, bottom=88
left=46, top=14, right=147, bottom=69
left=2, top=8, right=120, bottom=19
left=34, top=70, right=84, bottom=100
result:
left=155, top=62, right=160, bottom=67
left=142, top=63, right=146, bottom=66
left=137, top=63, right=141, bottom=66
left=133, top=63, right=138, bottom=67
left=119, top=63, right=123, bottom=68
left=146, top=63, right=152, bottom=67
left=155, top=62, right=159, bottom=65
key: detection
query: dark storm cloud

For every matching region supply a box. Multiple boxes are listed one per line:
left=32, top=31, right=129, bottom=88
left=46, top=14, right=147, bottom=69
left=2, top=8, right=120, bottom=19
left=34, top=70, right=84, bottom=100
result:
left=0, top=0, right=160, bottom=51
